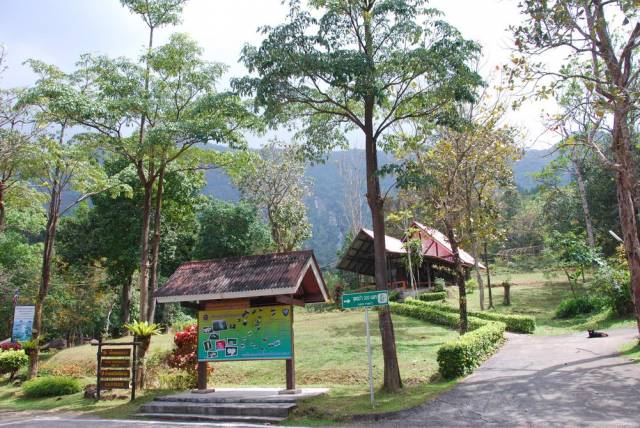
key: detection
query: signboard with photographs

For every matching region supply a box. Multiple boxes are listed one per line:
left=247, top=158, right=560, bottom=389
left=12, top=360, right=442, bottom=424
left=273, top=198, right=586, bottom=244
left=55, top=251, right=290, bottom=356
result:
left=197, top=305, right=292, bottom=362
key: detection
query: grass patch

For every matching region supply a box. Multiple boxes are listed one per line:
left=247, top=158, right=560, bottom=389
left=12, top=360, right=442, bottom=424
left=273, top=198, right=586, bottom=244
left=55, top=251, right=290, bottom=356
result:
left=447, top=274, right=635, bottom=335
left=620, top=340, right=640, bottom=364
left=286, top=379, right=456, bottom=424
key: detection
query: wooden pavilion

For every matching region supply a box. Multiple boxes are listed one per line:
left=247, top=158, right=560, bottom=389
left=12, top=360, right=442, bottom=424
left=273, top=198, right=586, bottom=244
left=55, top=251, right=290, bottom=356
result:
left=336, top=221, right=484, bottom=290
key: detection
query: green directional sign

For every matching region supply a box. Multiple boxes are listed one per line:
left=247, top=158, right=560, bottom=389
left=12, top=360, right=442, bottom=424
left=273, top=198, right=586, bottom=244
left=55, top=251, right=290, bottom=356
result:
left=341, top=290, right=389, bottom=309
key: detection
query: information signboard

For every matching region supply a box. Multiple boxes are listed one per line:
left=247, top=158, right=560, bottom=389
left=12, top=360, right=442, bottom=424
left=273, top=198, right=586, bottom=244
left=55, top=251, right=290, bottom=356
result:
left=197, top=305, right=292, bottom=362
left=341, top=290, right=389, bottom=309
left=11, top=306, right=35, bottom=342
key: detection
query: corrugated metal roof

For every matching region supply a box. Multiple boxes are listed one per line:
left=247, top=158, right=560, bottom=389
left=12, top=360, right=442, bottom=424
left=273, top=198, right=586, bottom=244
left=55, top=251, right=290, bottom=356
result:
left=156, top=250, right=329, bottom=303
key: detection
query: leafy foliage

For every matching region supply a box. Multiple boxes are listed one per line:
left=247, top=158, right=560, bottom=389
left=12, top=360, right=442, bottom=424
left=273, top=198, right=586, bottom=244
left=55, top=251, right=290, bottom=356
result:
left=555, top=296, right=600, bottom=319
left=22, top=375, right=81, bottom=398
left=417, top=291, right=447, bottom=302
left=0, top=350, right=28, bottom=380
left=232, top=141, right=312, bottom=253
left=193, top=198, right=272, bottom=260
left=167, top=324, right=198, bottom=372
left=124, top=320, right=161, bottom=337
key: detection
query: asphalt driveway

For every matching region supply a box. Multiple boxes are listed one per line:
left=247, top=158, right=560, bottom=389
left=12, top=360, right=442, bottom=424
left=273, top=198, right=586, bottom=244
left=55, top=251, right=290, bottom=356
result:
left=359, top=328, right=640, bottom=427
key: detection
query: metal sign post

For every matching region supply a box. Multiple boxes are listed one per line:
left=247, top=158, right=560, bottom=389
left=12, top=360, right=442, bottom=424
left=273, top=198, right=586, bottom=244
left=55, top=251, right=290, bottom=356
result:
left=341, top=290, right=389, bottom=408
left=364, top=307, right=375, bottom=407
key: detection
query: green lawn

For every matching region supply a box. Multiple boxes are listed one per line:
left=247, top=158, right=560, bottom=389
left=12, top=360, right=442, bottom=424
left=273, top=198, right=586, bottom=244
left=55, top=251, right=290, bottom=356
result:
left=0, top=309, right=459, bottom=423
left=446, top=272, right=635, bottom=335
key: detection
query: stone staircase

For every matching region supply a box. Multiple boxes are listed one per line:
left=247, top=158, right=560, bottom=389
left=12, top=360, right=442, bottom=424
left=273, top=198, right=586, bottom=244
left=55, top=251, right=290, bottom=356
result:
left=138, top=388, right=327, bottom=425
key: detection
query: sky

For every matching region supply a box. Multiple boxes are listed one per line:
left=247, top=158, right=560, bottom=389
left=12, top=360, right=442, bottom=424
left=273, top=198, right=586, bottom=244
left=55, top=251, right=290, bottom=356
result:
left=0, top=0, right=561, bottom=149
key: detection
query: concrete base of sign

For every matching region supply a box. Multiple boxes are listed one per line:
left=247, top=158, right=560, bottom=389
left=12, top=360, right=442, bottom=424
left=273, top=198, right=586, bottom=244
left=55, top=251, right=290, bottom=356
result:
left=278, top=388, right=302, bottom=395
left=190, top=388, right=216, bottom=394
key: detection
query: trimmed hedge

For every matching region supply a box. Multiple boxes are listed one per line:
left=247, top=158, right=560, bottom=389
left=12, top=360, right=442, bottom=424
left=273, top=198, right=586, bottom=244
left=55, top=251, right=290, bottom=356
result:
left=405, top=299, right=536, bottom=334
left=418, top=291, right=448, bottom=302
left=390, top=301, right=505, bottom=379
left=22, top=376, right=81, bottom=398
left=437, top=321, right=505, bottom=379
left=389, top=302, right=485, bottom=330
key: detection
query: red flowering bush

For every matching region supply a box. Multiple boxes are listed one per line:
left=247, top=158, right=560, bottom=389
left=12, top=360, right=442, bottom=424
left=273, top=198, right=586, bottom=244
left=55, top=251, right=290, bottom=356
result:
left=168, top=324, right=198, bottom=371
left=0, top=342, right=21, bottom=352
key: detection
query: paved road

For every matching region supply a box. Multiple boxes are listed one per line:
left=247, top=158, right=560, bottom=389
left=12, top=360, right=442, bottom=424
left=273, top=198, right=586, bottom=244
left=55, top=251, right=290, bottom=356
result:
left=357, top=328, right=640, bottom=427
left=0, top=412, right=274, bottom=428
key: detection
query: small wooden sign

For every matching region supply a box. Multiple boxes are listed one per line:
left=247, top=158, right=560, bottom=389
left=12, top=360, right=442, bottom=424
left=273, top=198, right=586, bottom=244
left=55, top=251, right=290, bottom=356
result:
left=99, top=380, right=130, bottom=389
left=100, top=369, right=130, bottom=378
left=101, top=348, right=131, bottom=357
left=101, top=358, right=130, bottom=368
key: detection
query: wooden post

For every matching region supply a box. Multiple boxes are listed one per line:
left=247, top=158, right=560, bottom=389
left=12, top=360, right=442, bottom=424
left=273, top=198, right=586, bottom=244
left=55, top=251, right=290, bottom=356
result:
left=197, top=361, right=208, bottom=390
left=283, top=305, right=296, bottom=393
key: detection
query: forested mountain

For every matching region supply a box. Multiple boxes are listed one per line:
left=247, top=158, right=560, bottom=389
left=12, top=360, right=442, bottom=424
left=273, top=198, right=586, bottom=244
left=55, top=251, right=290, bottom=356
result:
left=202, top=148, right=552, bottom=265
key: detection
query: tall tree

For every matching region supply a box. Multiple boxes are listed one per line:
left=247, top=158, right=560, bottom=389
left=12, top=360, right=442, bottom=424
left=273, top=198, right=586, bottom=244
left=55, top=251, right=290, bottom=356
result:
left=234, top=0, right=481, bottom=392
left=232, top=141, right=311, bottom=252
left=20, top=62, right=118, bottom=378
left=512, top=0, right=640, bottom=333
left=39, top=3, right=259, bottom=322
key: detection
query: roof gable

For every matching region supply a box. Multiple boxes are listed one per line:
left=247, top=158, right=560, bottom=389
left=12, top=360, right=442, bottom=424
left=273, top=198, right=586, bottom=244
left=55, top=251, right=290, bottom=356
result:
left=156, top=250, right=329, bottom=304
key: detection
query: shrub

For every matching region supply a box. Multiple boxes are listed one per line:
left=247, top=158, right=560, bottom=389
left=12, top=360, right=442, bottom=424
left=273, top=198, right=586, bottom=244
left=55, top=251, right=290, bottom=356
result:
left=159, top=371, right=197, bottom=390
left=465, top=278, right=477, bottom=294
left=434, top=278, right=445, bottom=292
left=0, top=350, right=28, bottom=380
left=418, top=291, right=447, bottom=302
left=555, top=296, right=599, bottom=319
left=0, top=342, right=21, bottom=351
left=389, top=290, right=401, bottom=302
left=403, top=299, right=536, bottom=333
left=22, top=376, right=81, bottom=398
left=590, top=265, right=634, bottom=316
left=168, top=324, right=198, bottom=372
left=437, top=321, right=506, bottom=379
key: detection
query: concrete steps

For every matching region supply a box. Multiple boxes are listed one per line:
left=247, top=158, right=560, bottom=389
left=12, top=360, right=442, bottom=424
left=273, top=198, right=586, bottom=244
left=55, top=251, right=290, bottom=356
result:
left=138, top=388, right=329, bottom=425
left=140, top=400, right=295, bottom=418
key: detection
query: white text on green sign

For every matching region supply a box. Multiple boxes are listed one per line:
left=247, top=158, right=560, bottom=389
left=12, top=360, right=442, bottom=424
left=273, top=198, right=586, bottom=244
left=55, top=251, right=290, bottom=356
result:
left=342, top=290, right=389, bottom=309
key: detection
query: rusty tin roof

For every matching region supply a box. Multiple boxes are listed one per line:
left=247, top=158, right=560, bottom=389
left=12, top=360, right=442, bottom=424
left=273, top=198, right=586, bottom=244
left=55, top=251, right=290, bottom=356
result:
left=155, top=250, right=329, bottom=304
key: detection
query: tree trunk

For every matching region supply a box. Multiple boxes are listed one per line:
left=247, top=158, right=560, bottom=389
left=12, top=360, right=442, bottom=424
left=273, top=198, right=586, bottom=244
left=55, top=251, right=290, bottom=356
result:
left=136, top=25, right=155, bottom=323
left=29, top=170, right=62, bottom=379
left=362, top=4, right=401, bottom=393
left=138, top=180, right=153, bottom=323
left=121, top=272, right=133, bottom=329
left=135, top=335, right=151, bottom=390
left=470, top=235, right=485, bottom=311
left=444, top=219, right=468, bottom=334
left=484, top=242, right=494, bottom=309
left=0, top=180, right=5, bottom=233
left=571, top=156, right=596, bottom=248
left=612, top=145, right=640, bottom=333
left=147, top=165, right=165, bottom=323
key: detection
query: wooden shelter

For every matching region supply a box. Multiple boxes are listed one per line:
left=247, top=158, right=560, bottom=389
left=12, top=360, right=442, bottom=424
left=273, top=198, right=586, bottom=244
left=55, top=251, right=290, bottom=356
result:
left=337, top=221, right=484, bottom=290
left=156, top=250, right=330, bottom=392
